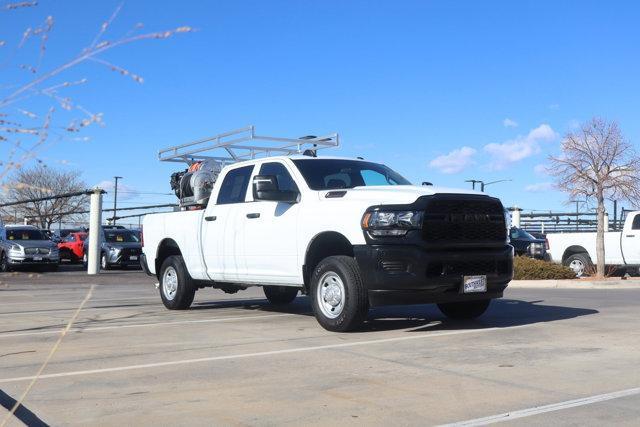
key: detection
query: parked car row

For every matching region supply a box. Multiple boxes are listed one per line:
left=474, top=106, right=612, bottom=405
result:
left=0, top=223, right=142, bottom=272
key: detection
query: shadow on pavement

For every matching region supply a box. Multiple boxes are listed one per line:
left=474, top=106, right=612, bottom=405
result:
left=190, top=296, right=599, bottom=333
left=365, top=298, right=599, bottom=332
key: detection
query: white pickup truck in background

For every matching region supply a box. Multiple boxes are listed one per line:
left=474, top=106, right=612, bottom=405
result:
left=546, top=211, right=640, bottom=277
left=141, top=127, right=513, bottom=331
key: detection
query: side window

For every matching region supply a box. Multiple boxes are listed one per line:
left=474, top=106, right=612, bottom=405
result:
left=63, top=235, right=75, bottom=243
left=259, top=162, right=299, bottom=192
left=632, top=215, right=640, bottom=230
left=216, top=165, right=254, bottom=205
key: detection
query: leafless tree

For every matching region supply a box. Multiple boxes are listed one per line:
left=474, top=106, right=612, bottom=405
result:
left=0, top=2, right=191, bottom=182
left=549, top=118, right=640, bottom=278
left=0, top=164, right=88, bottom=228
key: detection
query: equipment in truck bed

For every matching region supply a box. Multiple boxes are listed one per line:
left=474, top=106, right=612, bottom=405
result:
left=159, top=125, right=340, bottom=208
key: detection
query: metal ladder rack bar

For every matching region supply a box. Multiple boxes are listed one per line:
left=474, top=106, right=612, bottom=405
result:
left=158, top=125, right=339, bottom=164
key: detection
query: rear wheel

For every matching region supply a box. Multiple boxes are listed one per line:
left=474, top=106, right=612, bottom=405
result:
left=263, top=286, right=298, bottom=305
left=311, top=256, right=368, bottom=332
left=159, top=255, right=195, bottom=310
left=438, top=299, right=491, bottom=320
left=564, top=253, right=592, bottom=278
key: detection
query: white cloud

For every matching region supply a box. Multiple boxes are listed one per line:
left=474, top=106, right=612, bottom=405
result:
left=503, top=118, right=518, bottom=128
left=525, top=182, right=554, bottom=192
left=428, top=146, right=477, bottom=174
left=533, top=164, right=548, bottom=176
left=483, top=124, right=558, bottom=170
left=96, top=180, right=139, bottom=200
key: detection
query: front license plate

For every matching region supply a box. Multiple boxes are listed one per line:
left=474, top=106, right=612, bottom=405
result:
left=463, top=275, right=487, bottom=293
left=33, top=256, right=43, bottom=261
left=129, top=256, right=138, bottom=261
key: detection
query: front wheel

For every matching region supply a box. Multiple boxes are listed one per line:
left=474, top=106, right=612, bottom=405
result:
left=311, top=256, right=368, bottom=332
left=159, top=255, right=196, bottom=310
left=100, top=253, right=111, bottom=271
left=438, top=299, right=491, bottom=320
left=263, top=286, right=298, bottom=305
left=0, top=252, right=10, bottom=272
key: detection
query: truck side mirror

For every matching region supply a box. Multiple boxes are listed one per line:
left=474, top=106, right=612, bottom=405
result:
left=253, top=175, right=298, bottom=203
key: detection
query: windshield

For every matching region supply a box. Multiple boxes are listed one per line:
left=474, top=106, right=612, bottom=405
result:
left=293, top=159, right=411, bottom=190
left=6, top=228, right=46, bottom=241
left=510, top=227, right=536, bottom=240
left=104, top=230, right=140, bottom=243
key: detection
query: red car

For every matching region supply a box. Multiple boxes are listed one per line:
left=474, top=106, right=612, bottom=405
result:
left=58, top=232, right=87, bottom=263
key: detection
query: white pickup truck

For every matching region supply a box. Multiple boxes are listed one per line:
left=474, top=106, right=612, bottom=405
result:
left=142, top=128, right=513, bottom=331
left=142, top=153, right=513, bottom=331
left=546, top=211, right=640, bottom=277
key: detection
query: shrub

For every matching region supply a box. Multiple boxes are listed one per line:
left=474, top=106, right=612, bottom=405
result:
left=513, top=256, right=576, bottom=280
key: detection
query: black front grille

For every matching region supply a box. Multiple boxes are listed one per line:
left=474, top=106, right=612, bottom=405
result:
left=422, top=197, right=506, bottom=244
left=121, top=248, right=141, bottom=258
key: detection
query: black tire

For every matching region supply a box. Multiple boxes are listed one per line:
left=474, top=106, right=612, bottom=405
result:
left=159, top=255, right=196, bottom=310
left=563, top=253, right=592, bottom=278
left=438, top=299, right=491, bottom=320
left=100, top=252, right=111, bottom=271
left=263, top=286, right=299, bottom=305
left=0, top=252, right=10, bottom=273
left=310, top=255, right=368, bottom=332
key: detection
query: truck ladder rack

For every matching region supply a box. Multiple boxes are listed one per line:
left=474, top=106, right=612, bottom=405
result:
left=158, top=125, right=339, bottom=164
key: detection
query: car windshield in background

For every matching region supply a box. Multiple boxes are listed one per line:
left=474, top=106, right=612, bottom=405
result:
left=293, top=159, right=411, bottom=190
left=510, top=227, right=537, bottom=240
left=6, top=229, right=46, bottom=240
left=105, top=231, right=140, bottom=243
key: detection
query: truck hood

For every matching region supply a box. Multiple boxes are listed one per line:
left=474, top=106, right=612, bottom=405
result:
left=323, top=185, right=486, bottom=205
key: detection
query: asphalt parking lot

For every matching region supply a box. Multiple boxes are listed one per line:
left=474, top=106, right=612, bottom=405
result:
left=1, top=267, right=639, bottom=426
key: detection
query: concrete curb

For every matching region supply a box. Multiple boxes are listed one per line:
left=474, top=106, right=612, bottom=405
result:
left=508, top=279, right=640, bottom=289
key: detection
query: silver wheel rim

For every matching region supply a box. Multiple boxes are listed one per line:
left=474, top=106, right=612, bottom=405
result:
left=316, top=271, right=345, bottom=319
left=569, top=259, right=585, bottom=277
left=101, top=254, right=107, bottom=269
left=162, top=266, right=179, bottom=301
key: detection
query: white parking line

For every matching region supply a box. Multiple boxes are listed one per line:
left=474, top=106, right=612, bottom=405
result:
left=0, top=312, right=298, bottom=339
left=0, top=324, right=533, bottom=384
left=439, top=387, right=640, bottom=426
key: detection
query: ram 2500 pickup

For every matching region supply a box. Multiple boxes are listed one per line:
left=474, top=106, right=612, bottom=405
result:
left=546, top=211, right=640, bottom=277
left=142, top=156, right=513, bottom=331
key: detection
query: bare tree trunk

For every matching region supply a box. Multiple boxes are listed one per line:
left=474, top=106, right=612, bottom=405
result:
left=596, top=188, right=606, bottom=278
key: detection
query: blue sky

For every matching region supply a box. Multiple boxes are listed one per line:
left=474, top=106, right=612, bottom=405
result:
left=2, top=0, right=639, bottom=221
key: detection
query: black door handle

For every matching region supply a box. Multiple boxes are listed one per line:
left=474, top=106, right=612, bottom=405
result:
left=246, top=213, right=260, bottom=219
left=204, top=216, right=217, bottom=221
left=626, top=234, right=635, bottom=238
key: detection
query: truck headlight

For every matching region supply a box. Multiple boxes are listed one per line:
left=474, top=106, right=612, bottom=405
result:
left=9, top=244, right=22, bottom=253
left=109, top=247, right=121, bottom=254
left=362, top=210, right=423, bottom=237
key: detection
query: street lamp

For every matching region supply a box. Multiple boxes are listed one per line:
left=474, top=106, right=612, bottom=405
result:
left=465, top=179, right=512, bottom=192
left=113, top=176, right=122, bottom=225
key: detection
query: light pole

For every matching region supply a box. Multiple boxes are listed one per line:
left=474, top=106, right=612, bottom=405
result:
left=465, top=179, right=512, bottom=192
left=113, top=176, right=122, bottom=225
left=465, top=179, right=483, bottom=190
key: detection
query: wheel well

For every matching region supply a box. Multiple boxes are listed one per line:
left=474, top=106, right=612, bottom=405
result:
left=562, top=246, right=590, bottom=263
left=156, top=238, right=182, bottom=278
left=303, top=232, right=354, bottom=291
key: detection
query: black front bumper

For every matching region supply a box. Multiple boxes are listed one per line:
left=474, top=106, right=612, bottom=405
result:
left=354, top=244, right=513, bottom=306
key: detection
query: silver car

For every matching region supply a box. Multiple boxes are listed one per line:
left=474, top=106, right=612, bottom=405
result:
left=0, top=224, right=60, bottom=272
